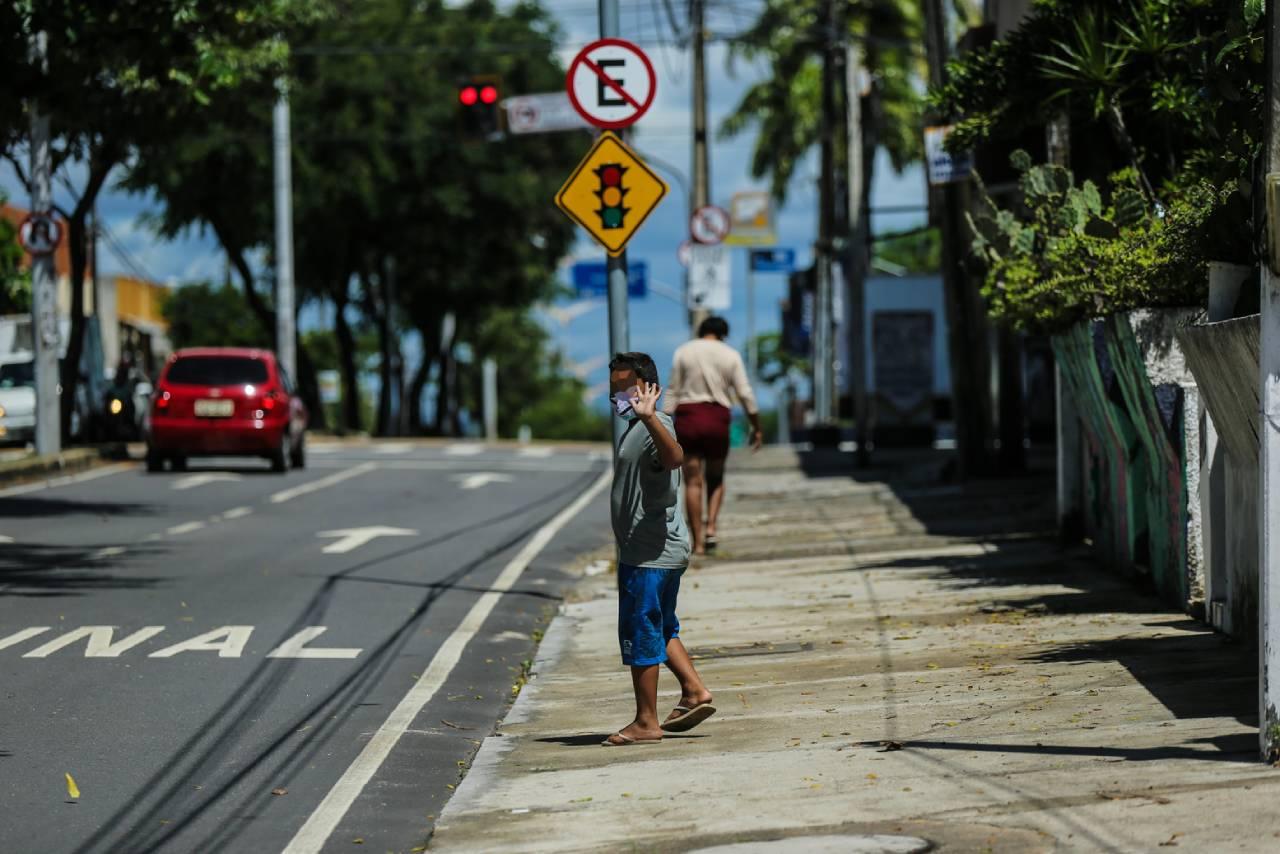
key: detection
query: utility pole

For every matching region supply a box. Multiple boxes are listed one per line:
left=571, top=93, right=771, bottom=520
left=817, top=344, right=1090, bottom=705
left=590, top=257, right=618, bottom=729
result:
left=1258, top=0, right=1280, bottom=763
left=922, top=0, right=984, bottom=478
left=846, top=42, right=870, bottom=466
left=688, top=0, right=710, bottom=333
left=600, top=0, right=631, bottom=452
left=482, top=358, right=498, bottom=442
left=272, top=77, right=297, bottom=384
left=811, top=0, right=839, bottom=444
left=29, top=31, right=60, bottom=457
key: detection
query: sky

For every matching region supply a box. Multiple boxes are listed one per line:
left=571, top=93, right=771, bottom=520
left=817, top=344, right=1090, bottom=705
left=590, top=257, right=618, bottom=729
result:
left=0, top=0, right=929, bottom=416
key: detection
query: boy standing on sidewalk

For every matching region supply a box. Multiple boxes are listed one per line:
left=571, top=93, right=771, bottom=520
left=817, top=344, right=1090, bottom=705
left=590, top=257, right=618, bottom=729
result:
left=604, top=352, right=716, bottom=746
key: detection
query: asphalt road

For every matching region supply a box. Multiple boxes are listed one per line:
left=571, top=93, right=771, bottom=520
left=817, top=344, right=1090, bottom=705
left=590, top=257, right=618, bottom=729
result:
left=0, top=440, right=612, bottom=854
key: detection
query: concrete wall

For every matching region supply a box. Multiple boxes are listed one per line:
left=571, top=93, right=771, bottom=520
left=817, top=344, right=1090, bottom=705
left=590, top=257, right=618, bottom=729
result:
left=1177, top=314, right=1261, bottom=638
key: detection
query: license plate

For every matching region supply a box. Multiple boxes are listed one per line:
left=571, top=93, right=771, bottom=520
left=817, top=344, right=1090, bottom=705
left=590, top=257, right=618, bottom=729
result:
left=194, top=399, right=235, bottom=417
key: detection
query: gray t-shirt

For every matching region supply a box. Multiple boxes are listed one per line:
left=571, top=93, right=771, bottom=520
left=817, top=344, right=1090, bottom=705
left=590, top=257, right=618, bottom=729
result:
left=611, top=413, right=691, bottom=568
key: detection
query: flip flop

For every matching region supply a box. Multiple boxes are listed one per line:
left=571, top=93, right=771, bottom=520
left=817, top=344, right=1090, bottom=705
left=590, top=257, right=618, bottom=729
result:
left=601, top=732, right=663, bottom=747
left=661, top=702, right=717, bottom=733
left=705, top=535, right=718, bottom=553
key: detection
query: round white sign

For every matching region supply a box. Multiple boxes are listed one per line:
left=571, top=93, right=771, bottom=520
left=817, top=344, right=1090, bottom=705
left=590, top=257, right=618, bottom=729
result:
left=690, top=205, right=731, bottom=245
left=566, top=39, right=656, bottom=129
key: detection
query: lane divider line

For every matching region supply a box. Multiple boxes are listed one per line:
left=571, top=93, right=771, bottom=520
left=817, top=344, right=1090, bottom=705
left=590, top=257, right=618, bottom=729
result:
left=270, top=462, right=378, bottom=504
left=281, top=467, right=612, bottom=854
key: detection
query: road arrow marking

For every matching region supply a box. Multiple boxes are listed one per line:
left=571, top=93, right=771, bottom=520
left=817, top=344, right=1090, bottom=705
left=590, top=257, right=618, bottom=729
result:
left=317, top=526, right=417, bottom=554
left=454, top=472, right=515, bottom=490
left=172, top=473, right=243, bottom=491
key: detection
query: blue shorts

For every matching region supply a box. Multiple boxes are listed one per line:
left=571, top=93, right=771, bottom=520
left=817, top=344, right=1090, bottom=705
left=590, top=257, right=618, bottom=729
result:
left=617, top=564, right=685, bottom=666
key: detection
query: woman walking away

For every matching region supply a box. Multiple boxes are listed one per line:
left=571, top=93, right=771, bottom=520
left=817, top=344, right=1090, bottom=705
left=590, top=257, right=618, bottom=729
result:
left=664, top=316, right=762, bottom=555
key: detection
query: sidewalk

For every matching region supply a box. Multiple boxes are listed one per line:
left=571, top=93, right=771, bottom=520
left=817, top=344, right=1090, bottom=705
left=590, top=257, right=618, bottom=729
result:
left=430, top=448, right=1279, bottom=853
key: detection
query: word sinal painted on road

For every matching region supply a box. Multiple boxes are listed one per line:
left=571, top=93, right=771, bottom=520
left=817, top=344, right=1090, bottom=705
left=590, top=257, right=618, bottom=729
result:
left=0, top=625, right=362, bottom=659
left=555, top=131, right=668, bottom=256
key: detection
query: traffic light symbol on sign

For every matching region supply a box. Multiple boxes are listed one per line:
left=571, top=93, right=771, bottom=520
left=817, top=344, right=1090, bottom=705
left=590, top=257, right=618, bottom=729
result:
left=595, top=163, right=628, bottom=230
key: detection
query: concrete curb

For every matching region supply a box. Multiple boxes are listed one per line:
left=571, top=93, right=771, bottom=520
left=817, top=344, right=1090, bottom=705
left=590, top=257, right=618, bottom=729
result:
left=0, top=447, right=101, bottom=487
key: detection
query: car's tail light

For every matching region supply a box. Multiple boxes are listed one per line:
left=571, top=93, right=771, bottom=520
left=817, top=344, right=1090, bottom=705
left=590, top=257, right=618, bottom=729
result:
left=154, top=390, right=171, bottom=413
left=258, top=389, right=285, bottom=414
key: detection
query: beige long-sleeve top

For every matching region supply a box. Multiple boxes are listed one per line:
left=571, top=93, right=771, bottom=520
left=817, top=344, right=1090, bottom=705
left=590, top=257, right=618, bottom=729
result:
left=663, top=338, right=759, bottom=415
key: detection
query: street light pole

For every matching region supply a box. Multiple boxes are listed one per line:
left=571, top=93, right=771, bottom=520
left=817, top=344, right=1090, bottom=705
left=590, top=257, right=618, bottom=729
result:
left=273, top=77, right=297, bottom=384
left=689, top=0, right=710, bottom=334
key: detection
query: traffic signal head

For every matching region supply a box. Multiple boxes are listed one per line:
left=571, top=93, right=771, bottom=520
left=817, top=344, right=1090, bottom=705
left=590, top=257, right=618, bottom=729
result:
left=457, top=76, right=502, bottom=140
left=594, top=163, right=628, bottom=230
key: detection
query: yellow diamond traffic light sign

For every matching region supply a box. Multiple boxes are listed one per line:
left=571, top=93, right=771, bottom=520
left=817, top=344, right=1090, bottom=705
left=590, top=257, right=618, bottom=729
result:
left=555, top=131, right=668, bottom=256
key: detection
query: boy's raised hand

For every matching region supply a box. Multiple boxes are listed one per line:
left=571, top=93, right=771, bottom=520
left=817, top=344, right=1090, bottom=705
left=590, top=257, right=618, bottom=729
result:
left=631, top=382, right=662, bottom=421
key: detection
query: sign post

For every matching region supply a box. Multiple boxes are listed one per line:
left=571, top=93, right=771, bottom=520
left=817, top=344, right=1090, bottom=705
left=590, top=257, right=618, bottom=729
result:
left=746, top=248, right=796, bottom=380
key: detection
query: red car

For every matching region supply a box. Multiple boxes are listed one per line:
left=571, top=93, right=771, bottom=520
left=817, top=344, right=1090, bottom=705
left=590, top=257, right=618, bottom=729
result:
left=146, top=347, right=308, bottom=473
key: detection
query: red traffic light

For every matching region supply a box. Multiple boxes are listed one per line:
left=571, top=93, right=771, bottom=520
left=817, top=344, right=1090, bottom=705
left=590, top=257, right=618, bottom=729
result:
left=458, top=86, right=479, bottom=106
left=479, top=85, right=499, bottom=105
left=600, top=165, right=622, bottom=186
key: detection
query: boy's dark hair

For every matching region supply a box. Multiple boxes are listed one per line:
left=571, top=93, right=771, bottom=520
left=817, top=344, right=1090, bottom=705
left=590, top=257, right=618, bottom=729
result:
left=698, top=316, right=729, bottom=339
left=609, top=352, right=660, bottom=385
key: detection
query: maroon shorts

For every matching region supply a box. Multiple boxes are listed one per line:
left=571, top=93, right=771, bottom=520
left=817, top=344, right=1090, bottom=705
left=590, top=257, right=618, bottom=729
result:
left=674, top=402, right=731, bottom=461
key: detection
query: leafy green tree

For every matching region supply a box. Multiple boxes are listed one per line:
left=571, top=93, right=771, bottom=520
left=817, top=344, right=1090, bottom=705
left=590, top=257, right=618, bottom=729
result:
left=123, top=0, right=581, bottom=437
left=0, top=191, right=29, bottom=315
left=458, top=307, right=608, bottom=441
left=1, top=1, right=321, bottom=440
left=160, top=282, right=272, bottom=350
left=720, top=0, right=924, bottom=204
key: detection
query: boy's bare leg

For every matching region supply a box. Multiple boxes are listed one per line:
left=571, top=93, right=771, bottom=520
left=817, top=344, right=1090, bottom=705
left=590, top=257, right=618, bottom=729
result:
left=682, top=456, right=706, bottom=554
left=663, top=637, right=713, bottom=719
left=705, top=457, right=727, bottom=540
left=613, top=664, right=663, bottom=741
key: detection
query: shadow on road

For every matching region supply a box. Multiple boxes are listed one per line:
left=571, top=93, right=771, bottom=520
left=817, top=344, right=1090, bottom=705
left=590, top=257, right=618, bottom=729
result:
left=0, top=543, right=167, bottom=597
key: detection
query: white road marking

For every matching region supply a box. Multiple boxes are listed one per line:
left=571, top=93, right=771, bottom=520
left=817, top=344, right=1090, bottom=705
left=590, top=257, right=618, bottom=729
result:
left=0, top=463, right=130, bottom=498
left=317, top=526, right=417, bottom=555
left=455, top=472, right=515, bottom=490
left=282, top=467, right=612, bottom=854
left=220, top=506, right=253, bottom=521
left=172, top=473, right=243, bottom=491
left=374, top=443, right=413, bottom=454
left=0, top=627, right=50, bottom=651
left=267, top=627, right=362, bottom=659
left=444, top=444, right=485, bottom=456
left=166, top=521, right=206, bottom=536
left=149, top=626, right=253, bottom=658
left=0, top=535, right=12, bottom=544
left=517, top=446, right=554, bottom=458
left=270, top=462, right=378, bottom=504
left=91, top=546, right=127, bottom=560
left=22, top=626, right=166, bottom=658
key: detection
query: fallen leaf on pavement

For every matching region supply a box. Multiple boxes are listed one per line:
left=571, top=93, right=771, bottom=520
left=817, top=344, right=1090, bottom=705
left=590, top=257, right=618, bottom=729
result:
left=65, top=773, right=80, bottom=800
left=441, top=720, right=473, bottom=730
left=1158, top=832, right=1183, bottom=846
left=272, top=788, right=288, bottom=796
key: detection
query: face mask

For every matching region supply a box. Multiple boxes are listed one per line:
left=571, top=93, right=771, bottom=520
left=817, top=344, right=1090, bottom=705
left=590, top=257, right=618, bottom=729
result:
left=610, top=385, right=640, bottom=421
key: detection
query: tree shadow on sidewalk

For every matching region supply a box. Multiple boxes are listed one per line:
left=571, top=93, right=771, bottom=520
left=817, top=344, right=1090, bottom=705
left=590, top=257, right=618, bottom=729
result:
left=899, top=732, right=1258, bottom=764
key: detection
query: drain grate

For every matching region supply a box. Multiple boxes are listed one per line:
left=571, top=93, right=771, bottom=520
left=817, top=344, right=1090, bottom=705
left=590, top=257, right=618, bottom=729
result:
left=688, top=640, right=814, bottom=660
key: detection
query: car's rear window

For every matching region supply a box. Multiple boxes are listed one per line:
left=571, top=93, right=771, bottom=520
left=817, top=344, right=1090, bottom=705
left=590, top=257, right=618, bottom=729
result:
left=165, top=356, right=268, bottom=386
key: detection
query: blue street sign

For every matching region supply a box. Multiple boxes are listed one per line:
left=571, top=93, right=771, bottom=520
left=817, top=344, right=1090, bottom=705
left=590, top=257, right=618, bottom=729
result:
left=572, top=261, right=647, bottom=298
left=749, top=248, right=796, bottom=273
